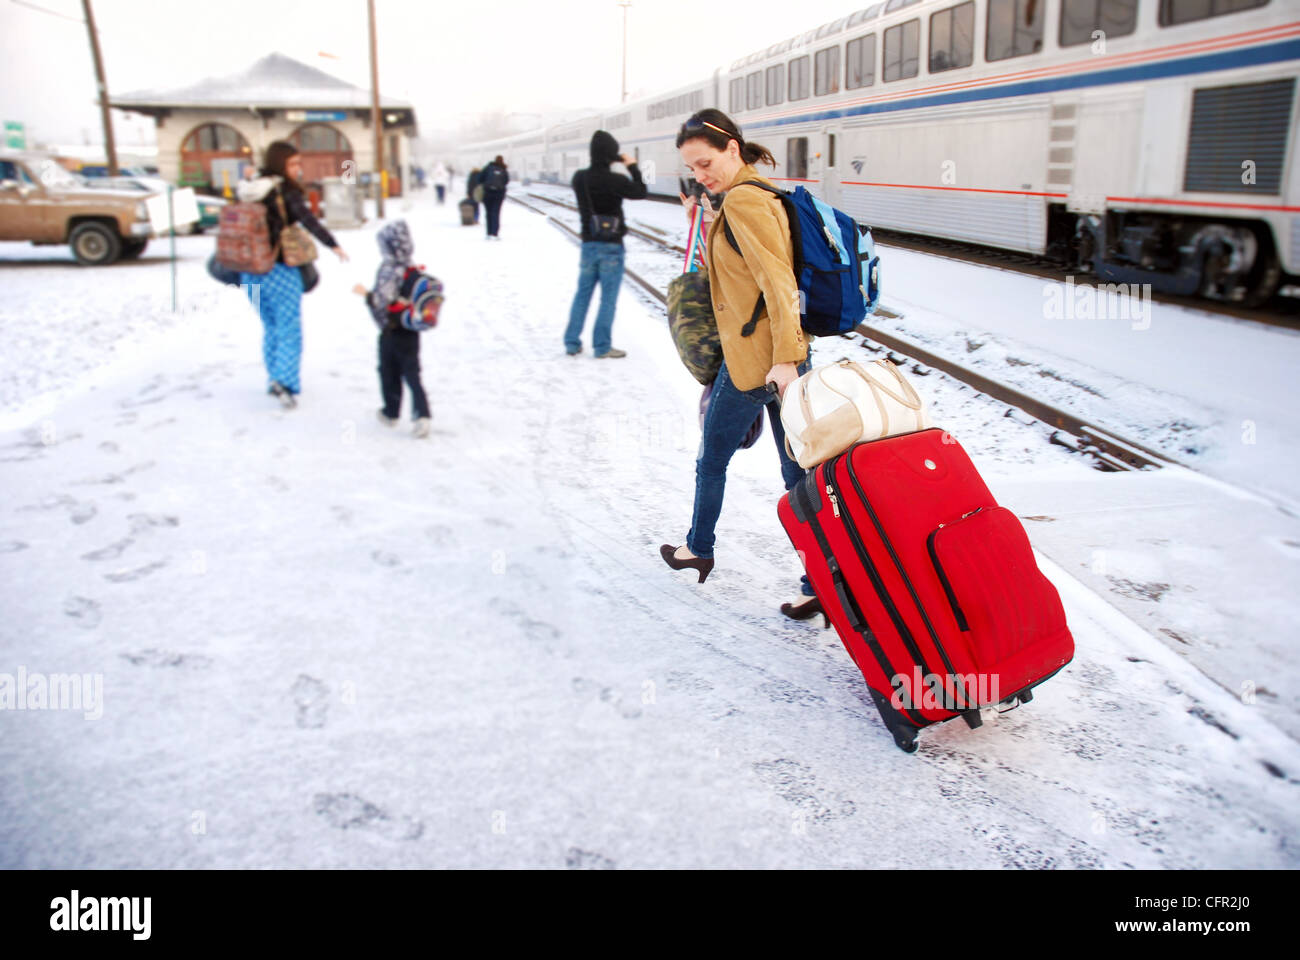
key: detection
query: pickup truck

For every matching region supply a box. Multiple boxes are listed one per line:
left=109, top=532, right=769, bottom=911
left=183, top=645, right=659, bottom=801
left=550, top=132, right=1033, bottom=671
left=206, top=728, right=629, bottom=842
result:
left=0, top=153, right=157, bottom=265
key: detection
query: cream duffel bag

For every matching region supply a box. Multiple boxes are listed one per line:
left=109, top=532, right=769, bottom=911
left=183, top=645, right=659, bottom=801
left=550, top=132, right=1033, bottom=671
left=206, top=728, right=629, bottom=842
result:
left=781, top=358, right=931, bottom=469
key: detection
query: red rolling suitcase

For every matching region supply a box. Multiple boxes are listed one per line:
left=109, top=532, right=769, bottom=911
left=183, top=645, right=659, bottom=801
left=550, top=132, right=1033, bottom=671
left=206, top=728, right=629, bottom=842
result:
left=778, top=427, right=1074, bottom=752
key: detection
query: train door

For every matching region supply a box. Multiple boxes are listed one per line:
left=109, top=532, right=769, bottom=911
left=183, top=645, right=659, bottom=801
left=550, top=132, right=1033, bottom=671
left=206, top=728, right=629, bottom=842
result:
left=820, top=125, right=840, bottom=205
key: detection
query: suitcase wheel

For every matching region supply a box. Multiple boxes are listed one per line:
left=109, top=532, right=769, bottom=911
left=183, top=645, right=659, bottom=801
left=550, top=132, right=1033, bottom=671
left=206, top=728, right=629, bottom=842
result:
left=892, top=729, right=918, bottom=753
left=1019, top=689, right=1034, bottom=704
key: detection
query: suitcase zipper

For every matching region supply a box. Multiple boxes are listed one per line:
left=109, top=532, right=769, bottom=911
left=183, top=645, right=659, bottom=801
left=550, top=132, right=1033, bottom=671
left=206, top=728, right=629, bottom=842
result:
left=826, top=485, right=840, bottom=518
left=843, top=453, right=976, bottom=713
left=823, top=459, right=935, bottom=688
left=926, top=528, right=970, bottom=632
left=794, top=462, right=927, bottom=729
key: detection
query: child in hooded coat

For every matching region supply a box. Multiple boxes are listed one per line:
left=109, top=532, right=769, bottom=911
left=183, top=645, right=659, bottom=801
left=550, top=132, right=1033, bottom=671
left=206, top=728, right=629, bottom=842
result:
left=353, top=220, right=432, bottom=436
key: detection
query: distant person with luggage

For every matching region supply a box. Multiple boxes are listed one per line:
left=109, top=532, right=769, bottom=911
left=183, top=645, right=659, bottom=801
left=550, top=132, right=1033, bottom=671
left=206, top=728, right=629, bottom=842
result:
left=660, top=110, right=813, bottom=617
left=235, top=140, right=349, bottom=408
left=432, top=161, right=450, bottom=204
left=351, top=219, right=438, bottom=438
left=478, top=155, right=509, bottom=238
left=465, top=167, right=482, bottom=224
left=564, top=130, right=647, bottom=359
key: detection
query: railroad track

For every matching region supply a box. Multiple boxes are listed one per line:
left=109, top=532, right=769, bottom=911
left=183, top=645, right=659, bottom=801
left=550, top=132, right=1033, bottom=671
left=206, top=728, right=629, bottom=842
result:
left=511, top=191, right=1180, bottom=473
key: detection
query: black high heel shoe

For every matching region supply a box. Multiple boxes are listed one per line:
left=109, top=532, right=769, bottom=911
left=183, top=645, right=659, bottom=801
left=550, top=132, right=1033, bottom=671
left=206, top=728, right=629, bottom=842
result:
left=660, top=544, right=714, bottom=584
left=781, top=595, right=830, bottom=628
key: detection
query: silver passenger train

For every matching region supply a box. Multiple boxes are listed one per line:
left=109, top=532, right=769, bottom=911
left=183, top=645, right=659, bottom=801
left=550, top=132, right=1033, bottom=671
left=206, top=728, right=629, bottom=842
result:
left=460, top=0, right=1298, bottom=304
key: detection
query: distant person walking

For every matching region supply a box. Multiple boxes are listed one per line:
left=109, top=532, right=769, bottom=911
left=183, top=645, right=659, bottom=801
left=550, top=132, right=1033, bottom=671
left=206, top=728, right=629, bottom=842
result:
left=236, top=140, right=349, bottom=408
left=479, top=155, right=509, bottom=238
left=564, top=131, right=647, bottom=359
left=432, top=161, right=450, bottom=204
left=466, top=167, right=482, bottom=224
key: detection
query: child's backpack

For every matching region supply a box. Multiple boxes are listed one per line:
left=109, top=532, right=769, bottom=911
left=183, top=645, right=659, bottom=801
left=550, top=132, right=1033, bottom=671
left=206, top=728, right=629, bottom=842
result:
left=722, top=181, right=881, bottom=339
left=215, top=201, right=274, bottom=274
left=386, top=266, right=444, bottom=332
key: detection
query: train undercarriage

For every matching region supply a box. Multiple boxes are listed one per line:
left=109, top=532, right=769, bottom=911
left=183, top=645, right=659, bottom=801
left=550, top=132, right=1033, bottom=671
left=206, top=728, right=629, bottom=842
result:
left=1051, top=206, right=1286, bottom=309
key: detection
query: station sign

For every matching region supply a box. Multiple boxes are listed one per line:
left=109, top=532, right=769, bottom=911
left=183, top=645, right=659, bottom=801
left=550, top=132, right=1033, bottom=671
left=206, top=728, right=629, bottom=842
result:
left=4, top=121, right=25, bottom=149
left=284, top=111, right=348, bottom=122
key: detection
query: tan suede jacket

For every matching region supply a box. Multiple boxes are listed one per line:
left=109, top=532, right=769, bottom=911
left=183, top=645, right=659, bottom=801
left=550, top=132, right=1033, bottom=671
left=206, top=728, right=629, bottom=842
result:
left=702, top=165, right=809, bottom=391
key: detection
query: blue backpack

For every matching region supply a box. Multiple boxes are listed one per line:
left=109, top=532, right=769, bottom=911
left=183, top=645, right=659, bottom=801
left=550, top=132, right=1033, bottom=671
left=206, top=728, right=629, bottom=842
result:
left=722, top=181, right=881, bottom=339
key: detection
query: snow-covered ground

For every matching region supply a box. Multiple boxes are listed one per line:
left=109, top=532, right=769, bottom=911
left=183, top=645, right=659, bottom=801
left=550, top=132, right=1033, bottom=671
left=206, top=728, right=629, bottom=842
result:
left=1, top=190, right=1297, bottom=868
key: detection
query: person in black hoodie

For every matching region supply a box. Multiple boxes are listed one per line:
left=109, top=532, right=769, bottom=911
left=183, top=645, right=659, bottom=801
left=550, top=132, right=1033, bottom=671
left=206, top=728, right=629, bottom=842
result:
left=564, top=130, right=648, bottom=358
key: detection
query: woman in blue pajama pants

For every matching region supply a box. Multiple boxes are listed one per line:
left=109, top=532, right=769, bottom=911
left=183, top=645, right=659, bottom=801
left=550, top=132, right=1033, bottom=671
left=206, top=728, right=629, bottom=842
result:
left=241, top=262, right=304, bottom=395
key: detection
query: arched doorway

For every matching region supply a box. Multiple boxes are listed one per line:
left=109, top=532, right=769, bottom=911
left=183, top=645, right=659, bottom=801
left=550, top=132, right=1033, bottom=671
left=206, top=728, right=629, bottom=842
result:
left=289, top=124, right=353, bottom=188
left=179, top=123, right=252, bottom=190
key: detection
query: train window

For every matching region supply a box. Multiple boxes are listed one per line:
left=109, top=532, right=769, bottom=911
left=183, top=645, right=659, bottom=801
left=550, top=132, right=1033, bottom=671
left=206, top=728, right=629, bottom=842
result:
left=829, top=133, right=837, bottom=168
left=729, top=77, right=746, bottom=113
left=767, top=64, right=786, bottom=106
left=930, top=2, right=975, bottom=73
left=1060, top=0, right=1138, bottom=47
left=987, top=0, right=1045, bottom=61
left=747, top=71, right=763, bottom=110
left=815, top=45, right=842, bottom=96
left=787, top=137, right=809, bottom=179
left=885, top=0, right=919, bottom=10
left=1159, top=0, right=1269, bottom=26
left=847, top=34, right=877, bottom=88
left=883, top=19, right=920, bottom=81
left=789, top=56, right=811, bottom=100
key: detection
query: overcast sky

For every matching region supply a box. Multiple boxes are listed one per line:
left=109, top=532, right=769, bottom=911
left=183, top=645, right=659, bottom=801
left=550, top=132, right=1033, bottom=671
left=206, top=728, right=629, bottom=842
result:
left=1, top=0, right=863, bottom=148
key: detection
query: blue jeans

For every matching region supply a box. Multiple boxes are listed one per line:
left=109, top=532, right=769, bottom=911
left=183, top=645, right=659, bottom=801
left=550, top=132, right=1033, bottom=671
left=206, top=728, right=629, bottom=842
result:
left=688, top=358, right=814, bottom=596
left=565, top=242, right=625, bottom=355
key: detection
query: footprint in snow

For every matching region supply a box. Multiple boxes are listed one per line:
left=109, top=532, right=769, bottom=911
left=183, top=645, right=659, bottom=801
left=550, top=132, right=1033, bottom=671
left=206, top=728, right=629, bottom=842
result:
left=752, top=758, right=857, bottom=824
left=82, top=538, right=133, bottom=562
left=128, top=514, right=179, bottom=534
left=63, top=596, right=102, bottom=629
left=0, top=541, right=28, bottom=554
left=565, top=848, right=616, bottom=870
left=313, top=793, right=423, bottom=841
left=104, top=559, right=167, bottom=583
left=292, top=674, right=330, bottom=729
left=371, top=551, right=401, bottom=568
left=69, top=502, right=97, bottom=525
left=120, top=648, right=212, bottom=669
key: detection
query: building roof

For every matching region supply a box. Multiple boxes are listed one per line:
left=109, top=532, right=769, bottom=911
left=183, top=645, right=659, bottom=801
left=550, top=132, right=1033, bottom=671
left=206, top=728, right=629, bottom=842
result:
left=112, top=53, right=412, bottom=112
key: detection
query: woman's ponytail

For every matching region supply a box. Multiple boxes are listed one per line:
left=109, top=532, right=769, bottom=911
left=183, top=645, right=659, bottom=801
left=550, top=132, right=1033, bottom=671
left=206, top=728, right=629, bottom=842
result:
left=740, top=141, right=776, bottom=168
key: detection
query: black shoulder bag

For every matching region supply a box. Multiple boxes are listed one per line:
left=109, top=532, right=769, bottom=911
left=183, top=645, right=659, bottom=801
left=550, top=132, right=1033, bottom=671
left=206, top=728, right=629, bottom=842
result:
left=582, top=170, right=623, bottom=243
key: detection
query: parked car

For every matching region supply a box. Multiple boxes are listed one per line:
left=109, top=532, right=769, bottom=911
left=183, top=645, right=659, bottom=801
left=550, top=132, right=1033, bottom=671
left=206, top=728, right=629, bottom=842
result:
left=84, top=174, right=226, bottom=233
left=0, top=153, right=156, bottom=264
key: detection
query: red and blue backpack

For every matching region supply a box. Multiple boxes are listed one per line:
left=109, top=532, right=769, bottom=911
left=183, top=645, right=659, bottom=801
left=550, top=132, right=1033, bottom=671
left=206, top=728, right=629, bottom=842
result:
left=386, top=266, right=444, bottom=332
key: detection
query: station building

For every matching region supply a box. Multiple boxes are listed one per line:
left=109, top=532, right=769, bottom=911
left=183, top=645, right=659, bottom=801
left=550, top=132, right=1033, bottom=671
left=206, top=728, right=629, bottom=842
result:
left=111, top=52, right=417, bottom=197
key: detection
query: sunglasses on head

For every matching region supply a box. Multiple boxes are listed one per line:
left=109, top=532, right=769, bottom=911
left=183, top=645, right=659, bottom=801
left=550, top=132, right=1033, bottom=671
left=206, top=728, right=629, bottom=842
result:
left=683, top=117, right=736, bottom=139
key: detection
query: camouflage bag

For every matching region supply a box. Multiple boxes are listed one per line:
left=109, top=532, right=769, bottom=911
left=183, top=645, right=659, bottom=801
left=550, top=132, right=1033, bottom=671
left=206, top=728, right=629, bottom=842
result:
left=666, top=207, right=722, bottom=385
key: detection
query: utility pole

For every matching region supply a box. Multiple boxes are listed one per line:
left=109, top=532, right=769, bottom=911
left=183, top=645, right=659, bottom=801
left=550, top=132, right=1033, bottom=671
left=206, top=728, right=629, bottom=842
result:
left=368, top=0, right=384, bottom=219
left=619, top=1, right=631, bottom=103
left=82, top=0, right=118, bottom=175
